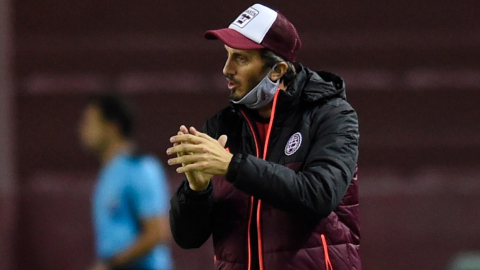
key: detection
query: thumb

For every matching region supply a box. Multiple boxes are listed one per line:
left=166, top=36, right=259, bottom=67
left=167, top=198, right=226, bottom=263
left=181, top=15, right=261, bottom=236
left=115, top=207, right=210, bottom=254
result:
left=218, top=135, right=228, bottom=147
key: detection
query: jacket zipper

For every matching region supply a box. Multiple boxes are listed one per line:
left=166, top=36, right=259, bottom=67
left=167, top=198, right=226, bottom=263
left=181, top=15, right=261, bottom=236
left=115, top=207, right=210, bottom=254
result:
left=240, top=90, right=280, bottom=270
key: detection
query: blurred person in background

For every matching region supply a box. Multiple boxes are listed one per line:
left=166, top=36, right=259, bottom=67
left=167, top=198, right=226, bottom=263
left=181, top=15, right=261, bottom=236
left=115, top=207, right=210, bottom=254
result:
left=167, top=3, right=360, bottom=270
left=79, top=94, right=172, bottom=270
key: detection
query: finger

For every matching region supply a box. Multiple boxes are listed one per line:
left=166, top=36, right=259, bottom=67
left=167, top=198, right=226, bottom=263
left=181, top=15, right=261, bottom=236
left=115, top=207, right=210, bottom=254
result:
left=176, top=161, right=225, bottom=175
left=189, top=129, right=218, bottom=143
left=174, top=131, right=184, bottom=156
left=218, top=134, right=228, bottom=147
left=188, top=127, right=223, bottom=145
left=173, top=131, right=183, bottom=146
left=167, top=143, right=207, bottom=156
left=180, top=125, right=189, bottom=134
left=189, top=126, right=198, bottom=135
left=170, top=133, right=206, bottom=144
left=168, top=153, right=208, bottom=166
left=175, top=161, right=209, bottom=173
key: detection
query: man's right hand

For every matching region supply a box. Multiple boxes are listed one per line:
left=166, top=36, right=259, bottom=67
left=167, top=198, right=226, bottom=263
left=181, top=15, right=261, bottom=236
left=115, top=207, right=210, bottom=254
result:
left=173, top=125, right=227, bottom=191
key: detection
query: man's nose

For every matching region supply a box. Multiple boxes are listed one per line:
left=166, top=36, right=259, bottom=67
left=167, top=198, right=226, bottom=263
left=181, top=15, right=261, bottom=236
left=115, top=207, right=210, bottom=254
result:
left=223, top=59, right=235, bottom=76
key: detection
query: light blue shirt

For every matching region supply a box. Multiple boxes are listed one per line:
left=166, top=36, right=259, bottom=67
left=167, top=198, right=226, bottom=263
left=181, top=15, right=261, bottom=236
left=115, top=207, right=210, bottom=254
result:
left=93, top=153, right=172, bottom=270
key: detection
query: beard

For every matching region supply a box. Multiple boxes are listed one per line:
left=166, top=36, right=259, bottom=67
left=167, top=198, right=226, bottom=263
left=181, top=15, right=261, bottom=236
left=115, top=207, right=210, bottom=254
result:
left=226, top=74, right=244, bottom=101
left=229, top=89, right=243, bottom=101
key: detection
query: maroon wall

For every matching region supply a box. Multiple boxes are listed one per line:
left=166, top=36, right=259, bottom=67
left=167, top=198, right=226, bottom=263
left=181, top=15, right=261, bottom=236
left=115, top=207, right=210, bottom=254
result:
left=8, top=1, right=480, bottom=270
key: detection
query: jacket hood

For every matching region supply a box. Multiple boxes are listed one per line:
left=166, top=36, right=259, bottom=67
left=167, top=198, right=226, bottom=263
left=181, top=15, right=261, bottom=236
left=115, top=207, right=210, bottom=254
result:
left=284, top=65, right=347, bottom=105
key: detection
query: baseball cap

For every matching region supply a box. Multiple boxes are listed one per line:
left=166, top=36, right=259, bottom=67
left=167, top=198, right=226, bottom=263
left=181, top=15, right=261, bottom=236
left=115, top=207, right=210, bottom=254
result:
left=204, top=3, right=302, bottom=62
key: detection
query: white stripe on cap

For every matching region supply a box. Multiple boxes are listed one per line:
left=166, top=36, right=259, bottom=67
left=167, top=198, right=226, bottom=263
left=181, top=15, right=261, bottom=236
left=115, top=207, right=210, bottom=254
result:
left=228, top=4, right=278, bottom=44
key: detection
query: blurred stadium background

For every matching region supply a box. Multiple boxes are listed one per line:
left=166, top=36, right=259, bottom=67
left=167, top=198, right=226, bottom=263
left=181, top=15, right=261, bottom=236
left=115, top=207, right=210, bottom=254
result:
left=1, top=1, right=479, bottom=269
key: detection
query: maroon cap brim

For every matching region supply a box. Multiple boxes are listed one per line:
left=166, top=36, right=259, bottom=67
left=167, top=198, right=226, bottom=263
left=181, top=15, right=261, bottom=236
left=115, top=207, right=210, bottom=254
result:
left=204, top=28, right=265, bottom=50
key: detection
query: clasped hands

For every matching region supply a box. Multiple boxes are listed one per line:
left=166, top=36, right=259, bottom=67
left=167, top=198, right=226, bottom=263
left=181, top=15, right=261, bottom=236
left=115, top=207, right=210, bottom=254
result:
left=166, top=125, right=232, bottom=191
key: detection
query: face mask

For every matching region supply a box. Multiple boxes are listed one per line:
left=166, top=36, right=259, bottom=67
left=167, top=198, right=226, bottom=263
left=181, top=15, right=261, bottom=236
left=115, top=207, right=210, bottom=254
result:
left=231, top=65, right=280, bottom=110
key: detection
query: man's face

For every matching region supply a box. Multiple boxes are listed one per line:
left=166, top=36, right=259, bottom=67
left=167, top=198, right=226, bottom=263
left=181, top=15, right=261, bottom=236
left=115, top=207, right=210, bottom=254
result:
left=78, top=104, right=108, bottom=153
left=223, top=45, right=269, bottom=101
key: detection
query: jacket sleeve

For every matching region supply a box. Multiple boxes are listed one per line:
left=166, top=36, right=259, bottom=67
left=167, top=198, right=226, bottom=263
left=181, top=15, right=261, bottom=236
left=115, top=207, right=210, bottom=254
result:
left=169, top=179, right=213, bottom=249
left=225, top=100, right=359, bottom=218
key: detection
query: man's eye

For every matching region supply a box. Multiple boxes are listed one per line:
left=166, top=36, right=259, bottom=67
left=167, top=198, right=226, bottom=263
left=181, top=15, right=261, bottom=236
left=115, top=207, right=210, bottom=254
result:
left=237, top=56, right=247, bottom=63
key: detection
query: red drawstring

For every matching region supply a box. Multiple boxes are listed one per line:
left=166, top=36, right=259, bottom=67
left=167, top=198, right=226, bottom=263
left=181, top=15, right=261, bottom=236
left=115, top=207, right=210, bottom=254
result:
left=321, top=234, right=333, bottom=270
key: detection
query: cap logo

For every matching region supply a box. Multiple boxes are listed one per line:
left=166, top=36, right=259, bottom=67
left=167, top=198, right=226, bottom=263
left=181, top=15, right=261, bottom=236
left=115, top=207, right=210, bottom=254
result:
left=232, top=7, right=259, bottom=28
left=285, top=132, right=302, bottom=156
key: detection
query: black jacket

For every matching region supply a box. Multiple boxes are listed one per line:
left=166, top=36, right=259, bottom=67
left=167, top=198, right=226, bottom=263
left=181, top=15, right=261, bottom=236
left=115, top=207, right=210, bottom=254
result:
left=170, top=65, right=360, bottom=270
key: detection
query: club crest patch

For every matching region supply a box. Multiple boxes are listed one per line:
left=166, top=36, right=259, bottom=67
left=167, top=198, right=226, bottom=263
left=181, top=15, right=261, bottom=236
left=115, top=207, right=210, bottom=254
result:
left=285, top=132, right=302, bottom=156
left=232, top=7, right=259, bottom=28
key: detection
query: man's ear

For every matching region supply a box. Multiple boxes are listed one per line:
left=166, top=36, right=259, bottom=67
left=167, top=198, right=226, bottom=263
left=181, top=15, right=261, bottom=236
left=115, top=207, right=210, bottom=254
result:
left=270, top=62, right=288, bottom=81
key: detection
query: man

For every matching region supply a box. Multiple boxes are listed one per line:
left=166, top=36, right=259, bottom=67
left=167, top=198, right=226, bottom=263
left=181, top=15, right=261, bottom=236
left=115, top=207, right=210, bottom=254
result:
left=167, top=3, right=360, bottom=270
left=78, top=95, right=172, bottom=270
